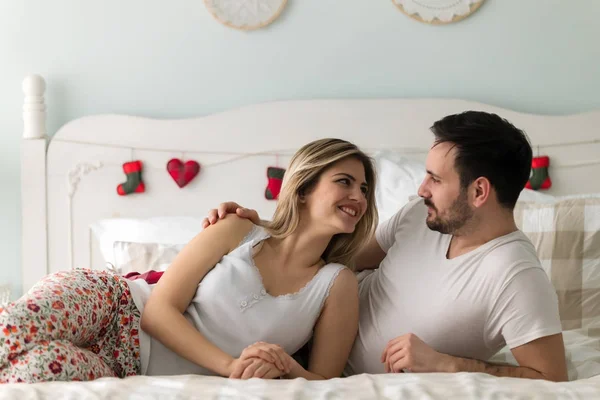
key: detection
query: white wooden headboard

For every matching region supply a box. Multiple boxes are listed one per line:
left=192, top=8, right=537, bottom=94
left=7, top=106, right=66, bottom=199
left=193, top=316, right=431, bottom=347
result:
left=20, top=74, right=600, bottom=295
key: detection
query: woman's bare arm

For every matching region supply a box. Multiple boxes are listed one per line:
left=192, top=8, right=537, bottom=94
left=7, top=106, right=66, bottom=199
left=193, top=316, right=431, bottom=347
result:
left=140, top=215, right=253, bottom=376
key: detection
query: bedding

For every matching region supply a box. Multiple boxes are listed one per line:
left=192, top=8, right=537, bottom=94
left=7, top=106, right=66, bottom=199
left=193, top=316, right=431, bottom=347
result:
left=373, top=151, right=426, bottom=222
left=90, top=216, right=204, bottom=273
left=110, top=241, right=182, bottom=275
left=514, top=196, right=600, bottom=333
left=1, top=360, right=599, bottom=399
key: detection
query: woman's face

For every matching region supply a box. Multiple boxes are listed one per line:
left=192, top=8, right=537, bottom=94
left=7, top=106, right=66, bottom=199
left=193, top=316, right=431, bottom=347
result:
left=302, top=157, right=369, bottom=234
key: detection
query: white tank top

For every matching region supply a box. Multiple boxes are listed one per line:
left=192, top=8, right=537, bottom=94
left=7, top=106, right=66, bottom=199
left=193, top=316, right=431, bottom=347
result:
left=127, top=225, right=346, bottom=376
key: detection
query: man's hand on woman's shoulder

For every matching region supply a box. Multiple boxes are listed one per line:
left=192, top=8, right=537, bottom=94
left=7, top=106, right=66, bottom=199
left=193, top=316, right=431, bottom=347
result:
left=202, top=202, right=261, bottom=229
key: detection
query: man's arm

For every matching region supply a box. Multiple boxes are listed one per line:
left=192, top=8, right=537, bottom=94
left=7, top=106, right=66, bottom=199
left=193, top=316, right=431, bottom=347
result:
left=355, top=201, right=415, bottom=271
left=442, top=333, right=567, bottom=381
left=202, top=202, right=261, bottom=229
left=202, top=202, right=392, bottom=272
left=382, top=333, right=568, bottom=382
left=354, top=236, right=387, bottom=272
left=201, top=203, right=388, bottom=271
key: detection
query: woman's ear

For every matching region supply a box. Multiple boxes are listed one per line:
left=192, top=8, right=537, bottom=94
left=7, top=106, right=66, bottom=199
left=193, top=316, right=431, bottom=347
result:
left=298, top=189, right=306, bottom=203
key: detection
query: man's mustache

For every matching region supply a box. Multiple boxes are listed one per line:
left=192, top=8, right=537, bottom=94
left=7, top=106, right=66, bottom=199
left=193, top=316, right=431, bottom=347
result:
left=424, top=199, right=436, bottom=211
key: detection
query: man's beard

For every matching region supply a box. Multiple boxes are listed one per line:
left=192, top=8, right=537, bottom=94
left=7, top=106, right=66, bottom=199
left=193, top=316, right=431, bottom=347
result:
left=424, top=189, right=474, bottom=235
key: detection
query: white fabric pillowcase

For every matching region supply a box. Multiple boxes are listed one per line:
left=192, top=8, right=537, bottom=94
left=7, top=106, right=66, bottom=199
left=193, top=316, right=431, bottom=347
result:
left=517, top=188, right=556, bottom=203
left=111, top=241, right=183, bottom=275
left=90, top=216, right=204, bottom=273
left=517, top=189, right=600, bottom=204
left=373, top=151, right=426, bottom=223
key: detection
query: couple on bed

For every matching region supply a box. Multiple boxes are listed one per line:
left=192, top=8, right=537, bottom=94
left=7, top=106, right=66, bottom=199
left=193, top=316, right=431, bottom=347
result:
left=0, top=111, right=567, bottom=383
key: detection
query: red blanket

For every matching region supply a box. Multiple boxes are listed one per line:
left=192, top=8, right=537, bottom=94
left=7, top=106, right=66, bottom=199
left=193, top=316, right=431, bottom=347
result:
left=123, top=270, right=164, bottom=284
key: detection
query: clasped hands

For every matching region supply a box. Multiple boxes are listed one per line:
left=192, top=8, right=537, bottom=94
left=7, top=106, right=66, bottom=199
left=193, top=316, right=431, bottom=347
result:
left=227, top=341, right=297, bottom=379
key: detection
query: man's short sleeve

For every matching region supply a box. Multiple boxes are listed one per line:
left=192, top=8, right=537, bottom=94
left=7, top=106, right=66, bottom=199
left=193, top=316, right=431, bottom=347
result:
left=486, top=267, right=562, bottom=349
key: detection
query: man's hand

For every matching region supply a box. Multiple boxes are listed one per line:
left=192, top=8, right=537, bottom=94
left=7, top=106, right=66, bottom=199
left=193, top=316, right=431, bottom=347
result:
left=381, top=333, right=449, bottom=373
left=381, top=333, right=568, bottom=382
left=202, top=202, right=261, bottom=229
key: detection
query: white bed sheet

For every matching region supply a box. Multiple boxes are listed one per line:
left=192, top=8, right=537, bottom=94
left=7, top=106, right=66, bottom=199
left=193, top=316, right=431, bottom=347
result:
left=1, top=372, right=599, bottom=400
left=2, top=329, right=600, bottom=399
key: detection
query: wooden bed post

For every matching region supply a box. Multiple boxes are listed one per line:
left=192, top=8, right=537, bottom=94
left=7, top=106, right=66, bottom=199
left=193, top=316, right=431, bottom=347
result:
left=21, top=74, right=48, bottom=295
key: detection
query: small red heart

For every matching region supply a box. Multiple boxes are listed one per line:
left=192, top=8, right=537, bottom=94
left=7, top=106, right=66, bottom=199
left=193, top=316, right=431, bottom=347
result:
left=167, top=158, right=201, bottom=188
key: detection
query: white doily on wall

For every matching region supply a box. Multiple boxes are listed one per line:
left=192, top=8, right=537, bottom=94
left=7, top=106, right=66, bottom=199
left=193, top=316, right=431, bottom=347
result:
left=392, top=0, right=485, bottom=24
left=205, top=0, right=287, bottom=31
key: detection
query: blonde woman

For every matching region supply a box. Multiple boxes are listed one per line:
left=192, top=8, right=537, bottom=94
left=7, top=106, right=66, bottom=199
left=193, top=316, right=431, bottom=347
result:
left=0, top=138, right=377, bottom=382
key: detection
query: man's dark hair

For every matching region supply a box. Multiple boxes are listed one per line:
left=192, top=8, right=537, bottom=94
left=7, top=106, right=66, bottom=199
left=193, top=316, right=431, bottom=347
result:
left=431, top=111, right=532, bottom=209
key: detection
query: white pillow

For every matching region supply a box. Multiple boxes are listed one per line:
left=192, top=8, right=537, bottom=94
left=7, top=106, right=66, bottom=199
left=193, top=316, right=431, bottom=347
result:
left=517, top=188, right=556, bottom=203
left=374, top=151, right=426, bottom=222
left=111, top=241, right=184, bottom=275
left=517, top=189, right=600, bottom=204
left=90, top=216, right=204, bottom=271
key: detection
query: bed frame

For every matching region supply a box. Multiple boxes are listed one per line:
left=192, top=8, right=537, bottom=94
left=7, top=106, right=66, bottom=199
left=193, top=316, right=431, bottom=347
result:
left=20, top=74, right=600, bottom=295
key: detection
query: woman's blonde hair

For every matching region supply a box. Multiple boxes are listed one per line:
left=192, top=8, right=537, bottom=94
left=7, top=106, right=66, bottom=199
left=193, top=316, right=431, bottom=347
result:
left=262, top=138, right=378, bottom=269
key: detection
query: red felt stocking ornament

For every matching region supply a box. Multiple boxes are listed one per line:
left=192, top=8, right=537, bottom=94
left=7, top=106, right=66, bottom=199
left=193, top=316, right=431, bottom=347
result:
left=265, top=167, right=285, bottom=200
left=117, top=160, right=145, bottom=196
left=525, top=156, right=552, bottom=190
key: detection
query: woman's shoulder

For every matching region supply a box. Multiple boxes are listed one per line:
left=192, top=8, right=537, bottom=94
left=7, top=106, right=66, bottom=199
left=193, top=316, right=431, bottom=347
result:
left=208, top=214, right=255, bottom=236
left=233, top=220, right=269, bottom=248
left=199, top=214, right=256, bottom=253
left=320, top=263, right=358, bottom=293
left=321, top=262, right=355, bottom=275
left=317, top=264, right=358, bottom=310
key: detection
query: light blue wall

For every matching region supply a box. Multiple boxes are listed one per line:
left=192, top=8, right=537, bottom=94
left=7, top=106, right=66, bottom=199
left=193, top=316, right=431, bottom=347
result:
left=1, top=0, right=599, bottom=299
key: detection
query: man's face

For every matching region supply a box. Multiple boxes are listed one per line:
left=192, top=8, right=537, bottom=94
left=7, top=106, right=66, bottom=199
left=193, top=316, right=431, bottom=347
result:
left=417, top=142, right=474, bottom=234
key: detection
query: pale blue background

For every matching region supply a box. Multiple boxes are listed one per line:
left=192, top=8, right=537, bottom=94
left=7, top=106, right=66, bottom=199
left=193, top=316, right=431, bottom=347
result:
left=1, top=0, right=599, bottom=299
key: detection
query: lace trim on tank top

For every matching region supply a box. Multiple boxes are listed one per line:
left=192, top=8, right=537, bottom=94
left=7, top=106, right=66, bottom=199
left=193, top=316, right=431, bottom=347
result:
left=243, top=225, right=343, bottom=301
left=319, top=267, right=344, bottom=311
left=248, top=243, right=329, bottom=300
left=238, top=223, right=264, bottom=248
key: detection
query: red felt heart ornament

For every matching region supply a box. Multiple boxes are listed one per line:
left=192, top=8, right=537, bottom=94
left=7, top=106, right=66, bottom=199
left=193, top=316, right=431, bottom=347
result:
left=167, top=158, right=201, bottom=188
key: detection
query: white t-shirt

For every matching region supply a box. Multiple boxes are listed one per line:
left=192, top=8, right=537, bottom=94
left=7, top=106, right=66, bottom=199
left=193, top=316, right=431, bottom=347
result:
left=345, top=198, right=562, bottom=376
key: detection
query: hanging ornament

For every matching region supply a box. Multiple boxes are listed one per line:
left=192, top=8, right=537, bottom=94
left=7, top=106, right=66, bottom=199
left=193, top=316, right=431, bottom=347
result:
left=265, top=166, right=285, bottom=200
left=167, top=158, right=201, bottom=188
left=525, top=156, right=552, bottom=191
left=117, top=160, right=145, bottom=196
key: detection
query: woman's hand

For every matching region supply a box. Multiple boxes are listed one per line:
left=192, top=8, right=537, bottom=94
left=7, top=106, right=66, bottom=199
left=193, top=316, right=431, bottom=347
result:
left=228, top=342, right=296, bottom=379
left=229, top=358, right=285, bottom=379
